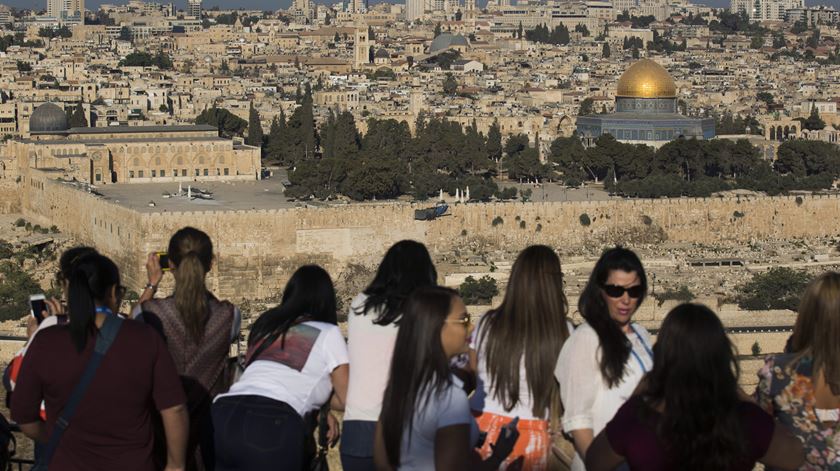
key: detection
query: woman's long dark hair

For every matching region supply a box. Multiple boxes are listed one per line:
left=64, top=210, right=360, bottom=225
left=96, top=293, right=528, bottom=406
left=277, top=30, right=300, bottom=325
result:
left=641, top=303, right=746, bottom=470
left=359, top=240, right=437, bottom=326
left=66, top=253, right=121, bottom=353
left=168, top=227, right=214, bottom=343
left=380, top=286, right=458, bottom=467
left=578, top=246, right=647, bottom=387
left=56, top=246, right=98, bottom=287
left=248, top=265, right=338, bottom=349
left=479, top=245, right=569, bottom=418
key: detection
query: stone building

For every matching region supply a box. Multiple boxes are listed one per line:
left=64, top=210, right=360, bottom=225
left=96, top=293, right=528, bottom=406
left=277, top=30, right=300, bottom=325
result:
left=2, top=103, right=261, bottom=186
left=576, top=59, right=715, bottom=147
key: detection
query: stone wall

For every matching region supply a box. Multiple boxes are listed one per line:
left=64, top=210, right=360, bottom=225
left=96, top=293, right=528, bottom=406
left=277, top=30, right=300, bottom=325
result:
left=6, top=176, right=840, bottom=300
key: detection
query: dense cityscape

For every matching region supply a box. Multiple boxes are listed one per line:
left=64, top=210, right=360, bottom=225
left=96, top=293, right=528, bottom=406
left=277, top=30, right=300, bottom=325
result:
left=0, top=0, right=839, bottom=467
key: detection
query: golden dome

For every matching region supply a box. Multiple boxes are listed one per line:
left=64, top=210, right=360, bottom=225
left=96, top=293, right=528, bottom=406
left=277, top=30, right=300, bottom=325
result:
left=615, top=59, right=677, bottom=98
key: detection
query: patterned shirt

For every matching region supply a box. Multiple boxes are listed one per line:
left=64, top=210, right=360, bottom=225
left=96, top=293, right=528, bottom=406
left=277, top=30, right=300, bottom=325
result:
left=755, top=353, right=840, bottom=470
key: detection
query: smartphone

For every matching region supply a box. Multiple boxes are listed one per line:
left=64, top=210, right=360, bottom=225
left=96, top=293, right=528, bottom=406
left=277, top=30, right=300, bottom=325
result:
left=157, top=252, right=171, bottom=271
left=29, top=294, right=46, bottom=324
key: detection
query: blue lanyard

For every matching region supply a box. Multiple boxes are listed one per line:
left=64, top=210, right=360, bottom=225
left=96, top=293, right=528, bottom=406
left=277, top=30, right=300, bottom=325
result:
left=95, top=306, right=113, bottom=315
left=629, top=324, right=653, bottom=374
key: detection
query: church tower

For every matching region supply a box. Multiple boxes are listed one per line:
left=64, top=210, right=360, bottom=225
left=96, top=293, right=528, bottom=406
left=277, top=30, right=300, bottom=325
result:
left=354, top=27, right=369, bottom=69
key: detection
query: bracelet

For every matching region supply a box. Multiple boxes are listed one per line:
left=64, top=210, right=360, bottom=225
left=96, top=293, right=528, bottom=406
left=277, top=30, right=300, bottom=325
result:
left=144, top=283, right=158, bottom=292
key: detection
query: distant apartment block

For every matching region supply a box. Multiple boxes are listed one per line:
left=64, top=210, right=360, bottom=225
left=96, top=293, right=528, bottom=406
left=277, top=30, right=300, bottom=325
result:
left=732, top=0, right=803, bottom=21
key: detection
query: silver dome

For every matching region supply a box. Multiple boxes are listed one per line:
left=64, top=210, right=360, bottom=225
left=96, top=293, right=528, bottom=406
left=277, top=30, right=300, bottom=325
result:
left=30, top=102, right=69, bottom=133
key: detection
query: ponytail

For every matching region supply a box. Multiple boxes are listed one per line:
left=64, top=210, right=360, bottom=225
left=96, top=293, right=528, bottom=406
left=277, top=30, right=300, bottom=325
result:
left=174, top=252, right=209, bottom=343
left=168, top=227, right=214, bottom=344
left=65, top=253, right=121, bottom=353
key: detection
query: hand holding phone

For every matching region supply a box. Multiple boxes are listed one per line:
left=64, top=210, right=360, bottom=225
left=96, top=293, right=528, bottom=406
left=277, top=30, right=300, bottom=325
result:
left=29, top=294, right=47, bottom=324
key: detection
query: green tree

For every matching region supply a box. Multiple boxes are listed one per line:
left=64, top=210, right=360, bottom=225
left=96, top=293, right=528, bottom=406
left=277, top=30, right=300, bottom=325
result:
left=118, top=26, right=132, bottom=41
left=265, top=110, right=287, bottom=164
left=69, top=103, right=88, bottom=127
left=801, top=106, right=826, bottom=131
left=632, top=45, right=640, bottom=59
left=772, top=32, right=785, bottom=48
left=443, top=73, right=458, bottom=95
left=602, top=42, right=610, bottom=58
left=774, top=140, right=840, bottom=177
left=459, top=275, right=498, bottom=305
left=246, top=101, right=264, bottom=147
left=487, top=120, right=502, bottom=165
left=0, top=262, right=42, bottom=322
left=16, top=61, right=31, bottom=72
left=195, top=107, right=248, bottom=138
left=737, top=267, right=812, bottom=311
left=750, top=33, right=764, bottom=49
left=579, top=97, right=594, bottom=115
left=757, top=92, right=774, bottom=106
left=434, top=22, right=442, bottom=37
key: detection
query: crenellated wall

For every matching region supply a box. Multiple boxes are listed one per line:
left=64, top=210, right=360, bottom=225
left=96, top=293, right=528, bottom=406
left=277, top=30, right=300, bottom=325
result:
left=7, top=174, right=840, bottom=300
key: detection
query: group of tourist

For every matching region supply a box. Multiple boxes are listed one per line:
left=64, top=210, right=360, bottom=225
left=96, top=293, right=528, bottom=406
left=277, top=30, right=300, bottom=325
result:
left=3, top=228, right=839, bottom=471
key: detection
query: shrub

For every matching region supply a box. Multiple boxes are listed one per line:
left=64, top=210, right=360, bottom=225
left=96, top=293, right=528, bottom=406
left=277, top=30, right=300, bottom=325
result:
left=733, top=211, right=745, bottom=218
left=14, top=218, right=25, bottom=227
left=519, top=220, right=526, bottom=229
left=737, top=267, right=812, bottom=311
left=32, top=225, right=41, bottom=232
left=497, top=187, right=518, bottom=200
left=492, top=216, right=504, bottom=227
left=459, top=275, right=499, bottom=305
left=521, top=188, right=533, bottom=202
left=579, top=213, right=591, bottom=226
left=24, top=222, right=32, bottom=231
left=49, top=225, right=59, bottom=233
left=0, top=262, right=42, bottom=322
left=655, top=285, right=695, bottom=306
left=461, top=229, right=467, bottom=236
left=536, top=223, right=542, bottom=232
left=795, top=196, right=804, bottom=206
left=751, top=341, right=762, bottom=356
left=641, top=215, right=653, bottom=226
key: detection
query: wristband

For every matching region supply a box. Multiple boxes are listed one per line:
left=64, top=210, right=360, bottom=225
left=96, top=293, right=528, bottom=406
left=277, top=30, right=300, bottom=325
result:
left=145, top=282, right=158, bottom=292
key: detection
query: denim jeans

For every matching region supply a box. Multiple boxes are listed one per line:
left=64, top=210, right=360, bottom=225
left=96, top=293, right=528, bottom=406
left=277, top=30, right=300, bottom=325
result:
left=212, top=395, right=305, bottom=471
left=340, top=420, right=376, bottom=471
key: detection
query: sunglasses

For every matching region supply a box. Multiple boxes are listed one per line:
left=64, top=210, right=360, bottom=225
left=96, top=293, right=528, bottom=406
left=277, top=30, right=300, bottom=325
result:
left=602, top=284, right=644, bottom=299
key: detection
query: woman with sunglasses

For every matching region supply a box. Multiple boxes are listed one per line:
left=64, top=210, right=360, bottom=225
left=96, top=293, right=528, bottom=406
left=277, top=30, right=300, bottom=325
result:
left=555, top=247, right=652, bottom=471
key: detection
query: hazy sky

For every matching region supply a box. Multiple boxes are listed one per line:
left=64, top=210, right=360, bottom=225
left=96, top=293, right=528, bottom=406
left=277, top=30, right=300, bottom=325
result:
left=4, top=0, right=834, bottom=16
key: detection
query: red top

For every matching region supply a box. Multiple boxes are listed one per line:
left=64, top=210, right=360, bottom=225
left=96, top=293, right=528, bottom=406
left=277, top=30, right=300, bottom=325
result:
left=11, top=321, right=185, bottom=471
left=606, top=395, right=774, bottom=471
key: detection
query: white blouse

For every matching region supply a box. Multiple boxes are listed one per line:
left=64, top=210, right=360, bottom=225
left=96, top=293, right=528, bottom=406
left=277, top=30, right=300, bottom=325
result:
left=554, top=321, right=654, bottom=471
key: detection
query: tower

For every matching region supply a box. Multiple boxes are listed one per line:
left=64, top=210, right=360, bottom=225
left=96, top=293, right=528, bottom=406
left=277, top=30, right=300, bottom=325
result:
left=465, top=0, right=476, bottom=17
left=354, top=28, right=369, bottom=68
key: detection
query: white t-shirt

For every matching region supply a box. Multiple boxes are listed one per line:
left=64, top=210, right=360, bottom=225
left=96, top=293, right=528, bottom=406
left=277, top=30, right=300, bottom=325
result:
left=344, top=293, right=399, bottom=422
left=554, top=321, right=654, bottom=471
left=469, top=314, right=575, bottom=420
left=216, top=321, right=349, bottom=417
left=399, top=376, right=480, bottom=471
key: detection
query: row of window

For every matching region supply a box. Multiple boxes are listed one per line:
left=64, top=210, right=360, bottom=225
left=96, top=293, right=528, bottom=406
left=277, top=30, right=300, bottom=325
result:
left=128, top=168, right=231, bottom=178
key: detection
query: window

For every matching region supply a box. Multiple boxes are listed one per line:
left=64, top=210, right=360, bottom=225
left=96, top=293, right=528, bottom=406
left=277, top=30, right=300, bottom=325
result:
left=161, top=170, right=166, bottom=177
left=224, top=168, right=229, bottom=176
left=151, top=170, right=157, bottom=177
left=129, top=170, right=135, bottom=178
left=216, top=168, right=220, bottom=176
left=138, top=170, right=144, bottom=178
left=95, top=173, right=101, bottom=182
left=203, top=169, right=209, bottom=176
left=182, top=169, right=187, bottom=177
left=195, top=169, right=200, bottom=176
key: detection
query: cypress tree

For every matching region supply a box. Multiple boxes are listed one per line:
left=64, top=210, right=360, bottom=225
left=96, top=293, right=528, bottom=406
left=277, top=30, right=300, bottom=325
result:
left=69, top=103, right=88, bottom=127
left=246, top=101, right=264, bottom=148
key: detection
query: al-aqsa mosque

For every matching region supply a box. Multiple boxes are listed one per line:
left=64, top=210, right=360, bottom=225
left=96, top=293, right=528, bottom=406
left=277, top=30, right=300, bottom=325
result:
left=576, top=59, right=715, bottom=147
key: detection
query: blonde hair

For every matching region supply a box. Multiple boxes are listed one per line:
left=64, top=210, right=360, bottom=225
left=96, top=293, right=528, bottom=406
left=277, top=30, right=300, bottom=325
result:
left=791, top=272, right=840, bottom=394
left=168, top=227, right=213, bottom=343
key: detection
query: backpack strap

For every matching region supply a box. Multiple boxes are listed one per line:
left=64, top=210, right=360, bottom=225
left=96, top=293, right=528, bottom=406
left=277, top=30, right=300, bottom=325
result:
left=36, top=315, right=123, bottom=468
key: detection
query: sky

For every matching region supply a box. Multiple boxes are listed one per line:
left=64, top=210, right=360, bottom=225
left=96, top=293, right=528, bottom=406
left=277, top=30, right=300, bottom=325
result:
left=3, top=0, right=834, bottom=18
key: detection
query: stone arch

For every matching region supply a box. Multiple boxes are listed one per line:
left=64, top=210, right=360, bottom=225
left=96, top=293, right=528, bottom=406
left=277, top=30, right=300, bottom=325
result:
left=132, top=157, right=141, bottom=166
left=777, top=126, right=783, bottom=141
left=784, top=126, right=790, bottom=139
left=770, top=127, right=776, bottom=140
left=790, top=125, right=796, bottom=135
